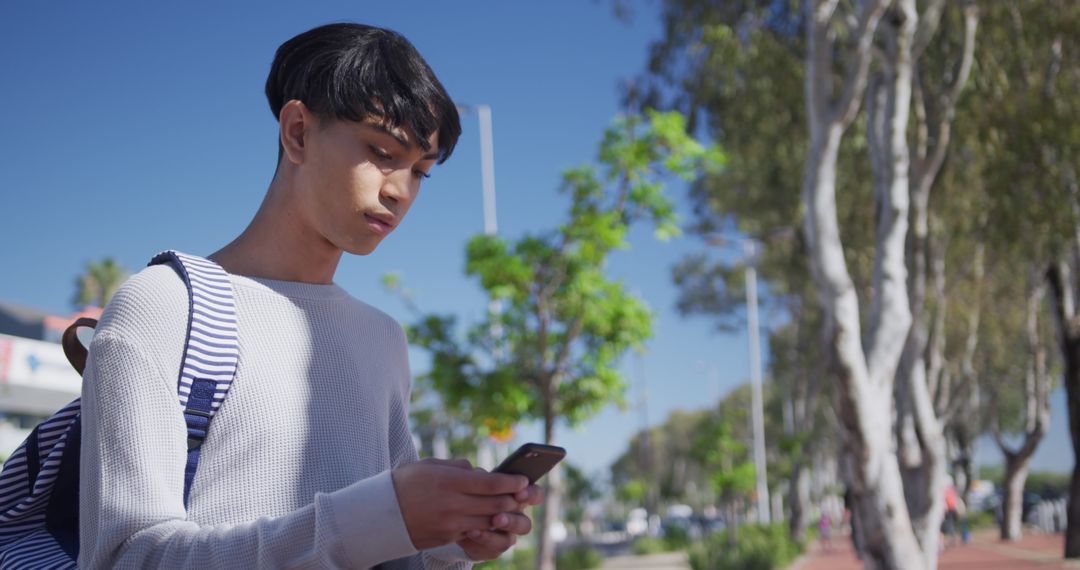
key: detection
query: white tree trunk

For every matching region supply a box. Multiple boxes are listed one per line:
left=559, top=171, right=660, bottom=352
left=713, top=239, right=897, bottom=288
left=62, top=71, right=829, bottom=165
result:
left=994, top=282, right=1050, bottom=541
left=888, top=1, right=976, bottom=565
left=802, top=1, right=925, bottom=567
left=1002, top=455, right=1030, bottom=540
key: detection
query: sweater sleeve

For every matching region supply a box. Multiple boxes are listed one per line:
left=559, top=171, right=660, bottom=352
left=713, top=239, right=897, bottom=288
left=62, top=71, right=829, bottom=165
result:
left=78, top=332, right=419, bottom=569
left=378, top=323, right=473, bottom=570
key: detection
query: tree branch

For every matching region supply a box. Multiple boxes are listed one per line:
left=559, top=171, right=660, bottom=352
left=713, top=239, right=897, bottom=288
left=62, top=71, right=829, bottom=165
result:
left=927, top=225, right=948, bottom=408
left=1047, top=261, right=1077, bottom=340
left=911, top=1, right=978, bottom=200
left=831, top=0, right=892, bottom=129
left=552, top=315, right=585, bottom=381
left=912, top=0, right=947, bottom=61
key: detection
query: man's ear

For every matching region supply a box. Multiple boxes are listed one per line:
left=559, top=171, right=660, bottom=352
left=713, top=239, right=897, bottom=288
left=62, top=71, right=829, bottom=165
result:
left=279, top=99, right=312, bottom=165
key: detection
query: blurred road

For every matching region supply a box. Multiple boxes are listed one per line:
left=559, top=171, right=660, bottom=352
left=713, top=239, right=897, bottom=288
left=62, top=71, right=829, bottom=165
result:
left=792, top=530, right=1080, bottom=570
left=600, top=551, right=690, bottom=569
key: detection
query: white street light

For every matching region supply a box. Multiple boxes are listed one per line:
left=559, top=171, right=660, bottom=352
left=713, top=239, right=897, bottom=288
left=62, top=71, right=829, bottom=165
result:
left=742, top=240, right=770, bottom=525
left=456, top=104, right=497, bottom=236
left=457, top=103, right=504, bottom=470
left=704, top=233, right=770, bottom=524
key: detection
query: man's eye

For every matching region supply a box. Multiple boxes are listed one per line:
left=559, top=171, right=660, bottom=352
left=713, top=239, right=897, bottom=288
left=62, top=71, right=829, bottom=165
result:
left=413, top=170, right=431, bottom=180
left=370, top=146, right=393, bottom=160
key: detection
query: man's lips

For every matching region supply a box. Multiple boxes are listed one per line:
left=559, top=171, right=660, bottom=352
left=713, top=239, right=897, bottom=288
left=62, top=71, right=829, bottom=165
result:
left=364, top=213, right=395, bottom=234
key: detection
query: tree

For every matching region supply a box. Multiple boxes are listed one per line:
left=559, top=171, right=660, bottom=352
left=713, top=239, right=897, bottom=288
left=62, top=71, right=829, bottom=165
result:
left=870, top=1, right=978, bottom=563
left=400, top=110, right=722, bottom=570
left=984, top=270, right=1054, bottom=540
left=958, top=0, right=1079, bottom=554
left=562, top=463, right=601, bottom=538
left=73, top=257, right=129, bottom=309
left=692, top=411, right=756, bottom=546
left=643, top=0, right=975, bottom=564
left=646, top=10, right=850, bottom=543
left=610, top=408, right=713, bottom=509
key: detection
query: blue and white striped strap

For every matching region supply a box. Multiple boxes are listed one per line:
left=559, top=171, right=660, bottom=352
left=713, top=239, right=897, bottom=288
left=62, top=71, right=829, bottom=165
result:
left=148, top=251, right=239, bottom=507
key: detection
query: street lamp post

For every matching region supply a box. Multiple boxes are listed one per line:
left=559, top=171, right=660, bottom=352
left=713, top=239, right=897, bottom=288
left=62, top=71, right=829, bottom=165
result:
left=456, top=104, right=498, bottom=236
left=457, top=103, right=504, bottom=470
left=743, top=241, right=770, bottom=524
left=705, top=234, right=771, bottom=524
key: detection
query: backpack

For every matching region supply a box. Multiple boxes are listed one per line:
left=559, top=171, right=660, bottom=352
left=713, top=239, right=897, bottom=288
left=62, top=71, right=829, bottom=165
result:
left=0, top=251, right=240, bottom=569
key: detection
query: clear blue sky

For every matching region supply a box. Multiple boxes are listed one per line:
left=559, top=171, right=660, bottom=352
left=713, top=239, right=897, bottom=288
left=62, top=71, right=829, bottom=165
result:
left=0, top=1, right=1070, bottom=479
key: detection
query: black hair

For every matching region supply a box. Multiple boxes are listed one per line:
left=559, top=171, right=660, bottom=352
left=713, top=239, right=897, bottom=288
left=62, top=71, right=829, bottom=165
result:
left=266, top=23, right=461, bottom=164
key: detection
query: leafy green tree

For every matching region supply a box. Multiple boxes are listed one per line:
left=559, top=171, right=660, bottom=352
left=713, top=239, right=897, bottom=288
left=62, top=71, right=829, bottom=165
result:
left=399, top=110, right=722, bottom=570
left=73, top=257, right=128, bottom=309
left=692, top=410, right=756, bottom=547
left=639, top=1, right=863, bottom=544
left=963, top=0, right=1080, bottom=552
left=610, top=408, right=713, bottom=509
left=562, top=463, right=601, bottom=538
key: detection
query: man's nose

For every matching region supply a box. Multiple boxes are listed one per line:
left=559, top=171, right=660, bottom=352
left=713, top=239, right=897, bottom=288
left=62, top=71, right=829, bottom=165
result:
left=379, top=169, right=413, bottom=205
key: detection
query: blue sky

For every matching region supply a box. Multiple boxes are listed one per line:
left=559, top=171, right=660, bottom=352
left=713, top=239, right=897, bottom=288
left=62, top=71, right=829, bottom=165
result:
left=0, top=1, right=1071, bottom=480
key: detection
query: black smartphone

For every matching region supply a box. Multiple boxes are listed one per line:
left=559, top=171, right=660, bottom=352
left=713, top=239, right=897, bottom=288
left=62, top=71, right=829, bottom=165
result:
left=492, top=443, right=566, bottom=485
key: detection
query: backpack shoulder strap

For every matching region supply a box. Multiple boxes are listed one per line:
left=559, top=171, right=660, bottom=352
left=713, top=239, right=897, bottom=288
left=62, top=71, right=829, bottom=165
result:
left=148, top=251, right=239, bottom=507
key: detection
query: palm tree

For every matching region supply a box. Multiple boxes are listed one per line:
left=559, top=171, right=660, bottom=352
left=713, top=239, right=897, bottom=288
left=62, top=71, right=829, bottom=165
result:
left=73, top=257, right=129, bottom=309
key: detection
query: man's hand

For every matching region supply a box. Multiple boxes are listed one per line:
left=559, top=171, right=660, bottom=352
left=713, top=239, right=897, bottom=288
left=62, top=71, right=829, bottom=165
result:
left=457, top=482, right=546, bottom=561
left=391, top=458, right=529, bottom=550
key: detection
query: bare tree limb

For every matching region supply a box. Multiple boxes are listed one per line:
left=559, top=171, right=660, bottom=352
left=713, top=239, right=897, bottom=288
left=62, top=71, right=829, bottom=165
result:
left=1048, top=261, right=1078, bottom=338
left=911, top=1, right=979, bottom=200
left=831, top=0, right=892, bottom=129
left=912, top=0, right=947, bottom=60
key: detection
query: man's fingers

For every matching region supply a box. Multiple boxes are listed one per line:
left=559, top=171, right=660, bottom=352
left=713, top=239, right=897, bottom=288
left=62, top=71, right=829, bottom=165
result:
left=514, top=484, right=545, bottom=506
left=457, top=515, right=499, bottom=537
left=447, top=469, right=528, bottom=495
left=465, top=529, right=516, bottom=551
left=491, top=512, right=533, bottom=536
left=422, top=457, right=473, bottom=470
left=461, top=494, right=522, bottom=516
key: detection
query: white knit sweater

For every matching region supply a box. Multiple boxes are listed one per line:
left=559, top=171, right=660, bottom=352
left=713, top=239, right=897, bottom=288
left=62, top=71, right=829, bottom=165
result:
left=78, top=263, right=471, bottom=569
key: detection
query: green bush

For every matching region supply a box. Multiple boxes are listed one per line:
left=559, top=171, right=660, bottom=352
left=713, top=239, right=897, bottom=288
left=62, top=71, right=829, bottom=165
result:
left=966, top=509, right=996, bottom=531
left=632, top=536, right=667, bottom=555
left=663, top=524, right=691, bottom=550
left=474, top=546, right=534, bottom=570
left=556, top=545, right=603, bottom=570
left=688, top=523, right=805, bottom=570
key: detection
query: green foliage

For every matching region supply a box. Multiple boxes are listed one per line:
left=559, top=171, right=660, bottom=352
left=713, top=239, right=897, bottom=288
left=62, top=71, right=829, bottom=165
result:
left=563, top=462, right=601, bottom=532
left=616, top=479, right=648, bottom=504
left=474, top=547, right=534, bottom=570
left=73, top=257, right=129, bottom=309
left=610, top=385, right=766, bottom=509
left=662, top=524, right=692, bottom=550
left=555, top=546, right=603, bottom=570
left=692, top=410, right=755, bottom=501
left=632, top=536, right=668, bottom=555
left=980, top=466, right=1071, bottom=500
left=966, top=509, right=996, bottom=531
left=630, top=528, right=694, bottom=556
left=688, top=523, right=805, bottom=570
left=394, top=110, right=722, bottom=443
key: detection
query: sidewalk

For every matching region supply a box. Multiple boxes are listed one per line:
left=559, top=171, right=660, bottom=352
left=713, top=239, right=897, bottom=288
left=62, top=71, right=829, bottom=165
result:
left=601, top=551, right=691, bottom=569
left=792, top=531, right=1080, bottom=570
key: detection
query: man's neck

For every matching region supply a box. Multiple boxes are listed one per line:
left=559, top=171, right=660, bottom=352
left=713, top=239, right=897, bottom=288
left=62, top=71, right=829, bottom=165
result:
left=209, top=176, right=343, bottom=284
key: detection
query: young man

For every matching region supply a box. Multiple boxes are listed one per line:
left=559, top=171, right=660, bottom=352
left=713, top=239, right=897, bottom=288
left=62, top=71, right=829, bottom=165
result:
left=78, top=23, right=541, bottom=568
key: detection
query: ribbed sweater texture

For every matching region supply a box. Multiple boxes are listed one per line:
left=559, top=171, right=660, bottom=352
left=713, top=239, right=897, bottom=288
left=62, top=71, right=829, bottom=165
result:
left=78, top=263, right=471, bottom=569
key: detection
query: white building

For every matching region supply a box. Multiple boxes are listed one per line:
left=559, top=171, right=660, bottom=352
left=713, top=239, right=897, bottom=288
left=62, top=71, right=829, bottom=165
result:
left=0, top=301, right=95, bottom=459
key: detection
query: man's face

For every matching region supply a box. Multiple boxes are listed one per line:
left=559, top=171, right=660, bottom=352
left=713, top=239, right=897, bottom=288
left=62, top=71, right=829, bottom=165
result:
left=297, top=114, right=439, bottom=255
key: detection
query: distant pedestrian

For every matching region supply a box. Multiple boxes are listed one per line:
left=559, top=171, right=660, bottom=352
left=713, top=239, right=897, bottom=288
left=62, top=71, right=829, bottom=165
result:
left=818, top=512, right=832, bottom=552
left=942, top=481, right=966, bottom=548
